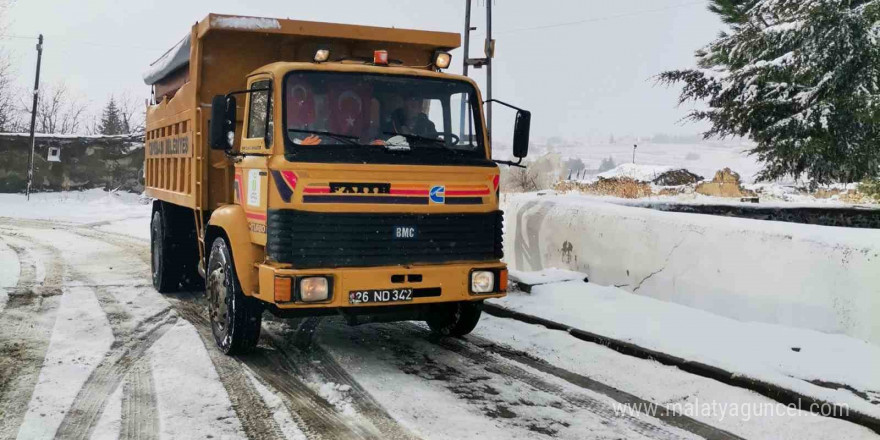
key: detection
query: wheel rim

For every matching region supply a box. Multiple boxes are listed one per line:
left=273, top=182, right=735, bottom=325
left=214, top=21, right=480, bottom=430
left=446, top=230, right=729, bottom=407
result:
left=207, top=262, right=230, bottom=334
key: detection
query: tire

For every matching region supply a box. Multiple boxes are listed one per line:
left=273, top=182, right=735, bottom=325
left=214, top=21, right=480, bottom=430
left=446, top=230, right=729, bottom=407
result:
left=206, top=237, right=262, bottom=355
left=426, top=301, right=483, bottom=337
left=150, top=203, right=203, bottom=292
left=151, top=210, right=180, bottom=293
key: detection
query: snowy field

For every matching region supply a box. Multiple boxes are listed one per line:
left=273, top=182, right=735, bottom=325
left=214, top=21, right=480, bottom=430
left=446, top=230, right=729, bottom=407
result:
left=0, top=190, right=878, bottom=439
left=529, top=138, right=764, bottom=183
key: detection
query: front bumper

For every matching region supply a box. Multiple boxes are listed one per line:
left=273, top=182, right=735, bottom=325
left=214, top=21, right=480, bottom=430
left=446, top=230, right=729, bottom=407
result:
left=256, top=262, right=507, bottom=310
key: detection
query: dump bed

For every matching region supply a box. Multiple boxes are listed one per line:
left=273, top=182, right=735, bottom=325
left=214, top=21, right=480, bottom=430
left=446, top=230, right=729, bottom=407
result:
left=143, top=14, right=460, bottom=210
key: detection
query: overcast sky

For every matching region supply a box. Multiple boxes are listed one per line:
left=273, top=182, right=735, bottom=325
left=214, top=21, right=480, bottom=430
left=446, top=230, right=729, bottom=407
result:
left=1, top=0, right=722, bottom=141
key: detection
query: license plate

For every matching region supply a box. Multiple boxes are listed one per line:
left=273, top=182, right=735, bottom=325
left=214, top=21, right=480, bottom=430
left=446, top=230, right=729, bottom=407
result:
left=349, top=288, right=414, bottom=304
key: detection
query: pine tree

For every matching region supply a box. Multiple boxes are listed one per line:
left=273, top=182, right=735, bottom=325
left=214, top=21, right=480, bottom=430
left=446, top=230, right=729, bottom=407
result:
left=98, top=96, right=125, bottom=136
left=707, top=0, right=759, bottom=26
left=660, top=0, right=880, bottom=185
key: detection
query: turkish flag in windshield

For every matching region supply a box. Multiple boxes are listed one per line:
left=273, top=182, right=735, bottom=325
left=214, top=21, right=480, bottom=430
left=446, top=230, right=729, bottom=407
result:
left=329, top=82, right=373, bottom=137
left=286, top=79, right=317, bottom=129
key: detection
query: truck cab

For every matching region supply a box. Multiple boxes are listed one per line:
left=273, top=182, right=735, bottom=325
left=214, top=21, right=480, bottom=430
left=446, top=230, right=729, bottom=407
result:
left=144, top=15, right=529, bottom=354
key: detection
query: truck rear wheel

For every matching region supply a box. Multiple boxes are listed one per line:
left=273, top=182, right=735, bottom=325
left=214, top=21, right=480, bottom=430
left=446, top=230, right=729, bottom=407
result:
left=151, top=210, right=180, bottom=293
left=206, top=237, right=262, bottom=355
left=150, top=203, right=203, bottom=292
left=426, top=301, right=483, bottom=337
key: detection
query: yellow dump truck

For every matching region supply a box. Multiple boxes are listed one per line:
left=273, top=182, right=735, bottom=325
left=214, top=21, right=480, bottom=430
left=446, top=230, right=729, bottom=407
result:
left=143, top=14, right=530, bottom=354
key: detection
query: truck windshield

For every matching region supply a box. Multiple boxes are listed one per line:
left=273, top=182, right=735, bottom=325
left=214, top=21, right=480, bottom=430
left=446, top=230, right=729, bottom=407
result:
left=282, top=71, right=489, bottom=166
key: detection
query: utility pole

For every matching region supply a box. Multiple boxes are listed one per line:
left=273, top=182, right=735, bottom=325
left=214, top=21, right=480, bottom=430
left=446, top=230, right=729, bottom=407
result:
left=633, top=144, right=638, bottom=164
left=26, top=34, right=44, bottom=201
left=485, top=0, right=493, bottom=140
left=461, top=0, right=494, bottom=141
left=459, top=0, right=472, bottom=139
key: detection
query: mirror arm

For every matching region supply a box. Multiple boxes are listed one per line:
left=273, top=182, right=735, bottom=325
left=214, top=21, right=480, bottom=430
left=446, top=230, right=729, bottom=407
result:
left=493, top=158, right=526, bottom=168
left=221, top=86, right=273, bottom=150
left=482, top=99, right=526, bottom=112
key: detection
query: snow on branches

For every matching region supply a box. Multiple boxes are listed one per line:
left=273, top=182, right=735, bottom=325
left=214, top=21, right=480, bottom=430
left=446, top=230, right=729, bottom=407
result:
left=660, top=0, right=880, bottom=185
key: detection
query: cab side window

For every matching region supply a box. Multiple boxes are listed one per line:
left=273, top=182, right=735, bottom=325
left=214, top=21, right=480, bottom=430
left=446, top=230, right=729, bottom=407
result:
left=247, top=80, right=273, bottom=145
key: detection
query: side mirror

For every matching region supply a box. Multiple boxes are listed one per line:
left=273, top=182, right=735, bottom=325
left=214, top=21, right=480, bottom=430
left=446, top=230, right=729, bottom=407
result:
left=210, top=95, right=236, bottom=150
left=513, top=109, right=531, bottom=159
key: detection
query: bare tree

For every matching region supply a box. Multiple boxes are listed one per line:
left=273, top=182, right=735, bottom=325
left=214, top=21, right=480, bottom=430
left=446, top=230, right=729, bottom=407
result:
left=117, top=91, right=145, bottom=134
left=0, top=0, right=19, bottom=132
left=25, top=82, right=89, bottom=134
left=508, top=166, right=539, bottom=193
left=0, top=55, right=18, bottom=132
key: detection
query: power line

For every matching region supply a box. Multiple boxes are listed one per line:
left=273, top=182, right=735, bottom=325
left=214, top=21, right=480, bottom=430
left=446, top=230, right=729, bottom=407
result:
left=0, top=34, right=164, bottom=52
left=1, top=34, right=37, bottom=40
left=496, top=0, right=706, bottom=35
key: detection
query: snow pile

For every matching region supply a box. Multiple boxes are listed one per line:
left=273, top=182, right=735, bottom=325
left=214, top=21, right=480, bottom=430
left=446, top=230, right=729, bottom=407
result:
left=502, top=192, right=880, bottom=345
left=489, top=279, right=880, bottom=419
left=508, top=268, right=587, bottom=287
left=212, top=16, right=281, bottom=30
left=0, top=190, right=151, bottom=229
left=313, top=382, right=354, bottom=415
left=596, top=163, right=674, bottom=182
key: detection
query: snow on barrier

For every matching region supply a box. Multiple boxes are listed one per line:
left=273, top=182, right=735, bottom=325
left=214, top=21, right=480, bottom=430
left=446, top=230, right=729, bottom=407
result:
left=502, top=193, right=880, bottom=346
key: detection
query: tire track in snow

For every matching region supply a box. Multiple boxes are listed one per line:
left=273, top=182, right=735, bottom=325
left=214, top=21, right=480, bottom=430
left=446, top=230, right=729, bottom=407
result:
left=172, top=294, right=374, bottom=440
left=376, top=322, right=693, bottom=440
left=262, top=322, right=419, bottom=440
left=63, top=229, right=284, bottom=440
left=78, top=225, right=413, bottom=440
left=120, top=360, right=160, bottom=440
left=243, top=347, right=380, bottom=440
left=417, top=325, right=744, bottom=440
left=53, top=308, right=177, bottom=440
left=168, top=295, right=286, bottom=440
left=0, top=230, right=65, bottom=440
left=4, top=227, right=164, bottom=440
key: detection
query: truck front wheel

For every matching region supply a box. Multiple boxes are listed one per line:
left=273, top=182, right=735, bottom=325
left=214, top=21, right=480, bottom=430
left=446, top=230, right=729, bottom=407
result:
left=206, top=237, right=262, bottom=354
left=426, top=301, right=483, bottom=337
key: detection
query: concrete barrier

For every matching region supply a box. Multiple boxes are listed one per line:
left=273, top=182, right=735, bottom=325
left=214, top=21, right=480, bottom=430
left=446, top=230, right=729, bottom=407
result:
left=502, top=193, right=880, bottom=346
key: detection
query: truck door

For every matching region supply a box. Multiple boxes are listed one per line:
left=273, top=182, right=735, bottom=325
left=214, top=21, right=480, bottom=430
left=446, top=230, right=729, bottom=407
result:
left=235, top=78, right=273, bottom=245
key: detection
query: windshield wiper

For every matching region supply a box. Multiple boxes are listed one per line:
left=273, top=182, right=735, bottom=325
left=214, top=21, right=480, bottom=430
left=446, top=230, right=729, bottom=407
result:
left=288, top=129, right=360, bottom=146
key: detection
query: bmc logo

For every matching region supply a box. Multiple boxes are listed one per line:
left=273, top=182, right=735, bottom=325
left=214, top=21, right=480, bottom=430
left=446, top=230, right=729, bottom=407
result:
left=394, top=226, right=417, bottom=239
left=429, top=185, right=445, bottom=204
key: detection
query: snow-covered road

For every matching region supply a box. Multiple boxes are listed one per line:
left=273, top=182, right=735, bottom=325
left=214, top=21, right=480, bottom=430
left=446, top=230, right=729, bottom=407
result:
left=0, top=191, right=876, bottom=439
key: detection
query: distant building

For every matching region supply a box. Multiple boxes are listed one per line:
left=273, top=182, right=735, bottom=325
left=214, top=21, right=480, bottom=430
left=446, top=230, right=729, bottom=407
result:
left=0, top=133, right=144, bottom=193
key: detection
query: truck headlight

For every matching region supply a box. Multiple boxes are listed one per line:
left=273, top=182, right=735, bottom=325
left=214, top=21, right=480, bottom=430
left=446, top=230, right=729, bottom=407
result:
left=471, top=271, right=495, bottom=294
left=299, top=277, right=329, bottom=302
left=314, top=49, right=330, bottom=63
left=433, top=51, right=452, bottom=69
